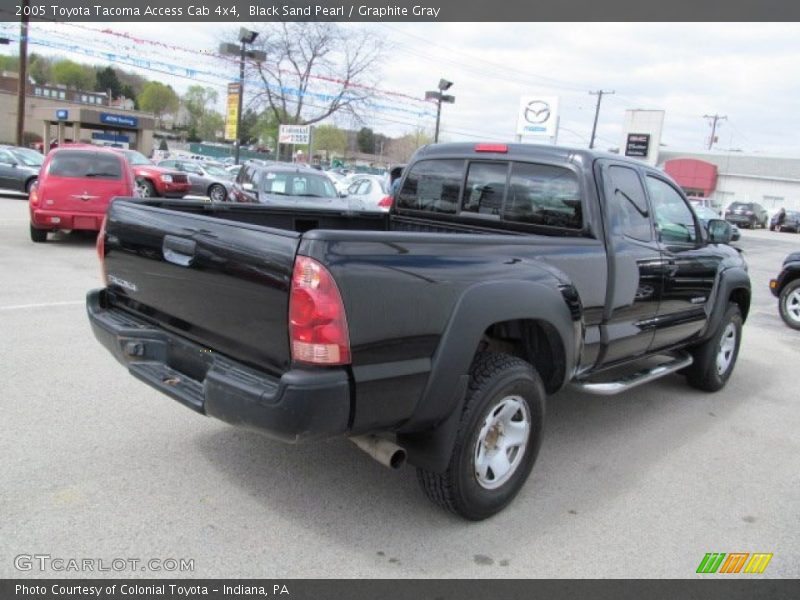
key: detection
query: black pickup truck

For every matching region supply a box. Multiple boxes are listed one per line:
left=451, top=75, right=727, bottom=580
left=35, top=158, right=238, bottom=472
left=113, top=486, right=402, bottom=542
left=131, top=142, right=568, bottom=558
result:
left=88, top=143, right=750, bottom=520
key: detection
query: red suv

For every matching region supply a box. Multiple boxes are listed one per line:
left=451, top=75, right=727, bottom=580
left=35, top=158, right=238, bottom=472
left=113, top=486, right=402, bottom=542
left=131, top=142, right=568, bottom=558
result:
left=29, top=145, right=135, bottom=242
left=112, top=148, right=190, bottom=198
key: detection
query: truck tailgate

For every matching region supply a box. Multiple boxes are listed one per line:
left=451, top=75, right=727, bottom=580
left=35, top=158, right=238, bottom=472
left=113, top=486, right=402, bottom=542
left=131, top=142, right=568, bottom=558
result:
left=102, top=199, right=300, bottom=374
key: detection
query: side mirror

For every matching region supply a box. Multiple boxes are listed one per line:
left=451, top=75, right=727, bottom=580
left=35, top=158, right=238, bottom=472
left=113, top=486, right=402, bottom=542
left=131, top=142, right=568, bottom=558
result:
left=339, top=190, right=348, bottom=198
left=242, top=182, right=255, bottom=192
left=707, top=219, right=733, bottom=244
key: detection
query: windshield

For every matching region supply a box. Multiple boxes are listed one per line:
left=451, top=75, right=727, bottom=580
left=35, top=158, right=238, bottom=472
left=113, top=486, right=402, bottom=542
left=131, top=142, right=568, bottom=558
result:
left=121, top=150, right=152, bottom=166
left=9, top=148, right=44, bottom=167
left=261, top=170, right=338, bottom=197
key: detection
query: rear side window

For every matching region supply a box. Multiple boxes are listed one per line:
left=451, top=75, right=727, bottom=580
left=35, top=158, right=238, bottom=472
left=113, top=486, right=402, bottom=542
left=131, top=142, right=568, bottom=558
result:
left=504, top=162, right=582, bottom=230
left=397, top=159, right=463, bottom=214
left=49, top=151, right=122, bottom=180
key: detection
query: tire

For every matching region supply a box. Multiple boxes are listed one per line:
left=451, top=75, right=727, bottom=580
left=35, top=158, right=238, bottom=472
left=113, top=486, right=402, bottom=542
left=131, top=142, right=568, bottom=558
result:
left=778, top=279, right=800, bottom=330
left=416, top=352, right=545, bottom=520
left=208, top=183, right=227, bottom=202
left=684, top=303, right=742, bottom=392
left=25, top=178, right=37, bottom=195
left=136, top=178, right=156, bottom=198
left=30, top=223, right=47, bottom=243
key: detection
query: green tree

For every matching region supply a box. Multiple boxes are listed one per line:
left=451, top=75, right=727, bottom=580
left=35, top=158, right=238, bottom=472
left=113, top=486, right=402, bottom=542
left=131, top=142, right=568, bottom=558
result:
left=182, top=85, right=218, bottom=131
left=51, top=59, right=95, bottom=90
left=356, top=127, right=376, bottom=154
left=0, top=55, right=20, bottom=72
left=312, top=124, right=347, bottom=160
left=137, top=82, right=179, bottom=128
left=95, top=66, right=122, bottom=98
left=197, top=111, right=225, bottom=141
left=120, top=84, right=138, bottom=108
left=28, top=54, right=52, bottom=85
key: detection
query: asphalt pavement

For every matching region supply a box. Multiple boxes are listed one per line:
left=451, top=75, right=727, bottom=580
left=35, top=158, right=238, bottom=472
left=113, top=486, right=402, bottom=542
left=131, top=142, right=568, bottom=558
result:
left=1, top=192, right=798, bottom=578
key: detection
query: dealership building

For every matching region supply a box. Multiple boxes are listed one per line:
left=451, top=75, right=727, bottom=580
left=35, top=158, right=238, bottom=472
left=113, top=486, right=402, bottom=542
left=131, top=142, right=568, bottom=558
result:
left=0, top=73, right=156, bottom=155
left=618, top=109, right=800, bottom=213
left=658, top=150, right=800, bottom=213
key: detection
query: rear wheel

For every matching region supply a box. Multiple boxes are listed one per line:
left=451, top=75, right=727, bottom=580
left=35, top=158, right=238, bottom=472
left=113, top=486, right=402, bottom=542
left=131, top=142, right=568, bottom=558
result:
left=779, top=279, right=800, bottom=330
left=30, top=223, right=47, bottom=243
left=684, top=303, right=742, bottom=392
left=417, top=352, right=545, bottom=520
left=208, top=183, right=227, bottom=202
left=25, top=178, right=37, bottom=195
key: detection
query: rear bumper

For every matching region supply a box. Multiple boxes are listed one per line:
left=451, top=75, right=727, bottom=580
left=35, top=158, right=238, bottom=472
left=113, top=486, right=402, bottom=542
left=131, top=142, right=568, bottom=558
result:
left=31, top=209, right=104, bottom=231
left=86, top=289, right=351, bottom=442
left=725, top=215, right=755, bottom=226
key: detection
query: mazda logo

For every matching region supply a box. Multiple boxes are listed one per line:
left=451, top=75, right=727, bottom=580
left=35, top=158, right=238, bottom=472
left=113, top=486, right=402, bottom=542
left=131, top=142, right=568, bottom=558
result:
left=524, top=100, right=551, bottom=124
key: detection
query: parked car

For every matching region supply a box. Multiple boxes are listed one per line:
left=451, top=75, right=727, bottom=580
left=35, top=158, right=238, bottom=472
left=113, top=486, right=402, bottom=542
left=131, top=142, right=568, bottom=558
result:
left=770, top=252, right=800, bottom=329
left=230, top=163, right=352, bottom=210
left=157, top=159, right=233, bottom=201
left=343, top=174, right=393, bottom=212
left=29, top=145, right=135, bottom=242
left=724, top=201, right=769, bottom=229
left=0, top=144, right=44, bottom=194
left=89, top=143, right=749, bottom=519
left=769, top=209, right=800, bottom=233
left=695, top=205, right=741, bottom=241
left=112, top=149, right=189, bottom=199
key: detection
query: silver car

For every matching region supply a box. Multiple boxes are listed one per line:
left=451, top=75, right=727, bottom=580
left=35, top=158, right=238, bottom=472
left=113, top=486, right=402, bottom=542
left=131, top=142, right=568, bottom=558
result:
left=0, top=145, right=43, bottom=194
left=157, top=159, right=233, bottom=201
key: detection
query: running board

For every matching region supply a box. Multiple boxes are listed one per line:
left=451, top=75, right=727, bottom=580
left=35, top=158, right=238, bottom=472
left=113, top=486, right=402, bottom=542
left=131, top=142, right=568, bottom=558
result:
left=571, top=353, right=693, bottom=396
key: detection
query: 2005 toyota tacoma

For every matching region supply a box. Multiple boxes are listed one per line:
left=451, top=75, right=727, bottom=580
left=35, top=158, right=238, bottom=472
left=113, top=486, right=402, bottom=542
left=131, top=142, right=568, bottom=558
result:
left=88, top=143, right=750, bottom=519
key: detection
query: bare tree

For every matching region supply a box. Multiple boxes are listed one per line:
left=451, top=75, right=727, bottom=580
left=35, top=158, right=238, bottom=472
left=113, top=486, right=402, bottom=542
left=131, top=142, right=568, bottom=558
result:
left=245, top=23, right=384, bottom=126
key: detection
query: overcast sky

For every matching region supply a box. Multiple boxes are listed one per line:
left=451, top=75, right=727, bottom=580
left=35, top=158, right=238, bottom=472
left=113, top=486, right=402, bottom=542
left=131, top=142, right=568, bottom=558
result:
left=2, top=21, right=799, bottom=155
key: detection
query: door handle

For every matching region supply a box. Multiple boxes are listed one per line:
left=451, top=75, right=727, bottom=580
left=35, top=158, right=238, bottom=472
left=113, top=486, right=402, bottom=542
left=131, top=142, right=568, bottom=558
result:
left=163, top=235, right=196, bottom=267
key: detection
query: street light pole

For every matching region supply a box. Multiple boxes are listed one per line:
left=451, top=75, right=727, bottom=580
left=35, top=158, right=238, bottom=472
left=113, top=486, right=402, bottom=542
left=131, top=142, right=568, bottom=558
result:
left=235, top=40, right=246, bottom=165
left=426, top=78, right=455, bottom=144
left=220, top=28, right=265, bottom=165
left=434, top=98, right=442, bottom=144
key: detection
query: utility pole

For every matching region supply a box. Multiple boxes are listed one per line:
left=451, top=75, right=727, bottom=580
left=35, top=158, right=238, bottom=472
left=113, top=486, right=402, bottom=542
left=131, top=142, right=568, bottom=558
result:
left=588, top=90, right=614, bottom=149
left=703, top=114, right=727, bottom=150
left=16, top=0, right=30, bottom=147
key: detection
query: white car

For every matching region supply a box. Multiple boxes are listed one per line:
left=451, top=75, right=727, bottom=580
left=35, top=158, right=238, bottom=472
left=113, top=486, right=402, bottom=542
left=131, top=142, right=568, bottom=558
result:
left=343, top=174, right=393, bottom=212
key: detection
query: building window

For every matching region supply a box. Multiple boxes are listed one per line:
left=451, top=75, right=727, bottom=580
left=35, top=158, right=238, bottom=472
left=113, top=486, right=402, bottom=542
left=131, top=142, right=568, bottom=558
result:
left=59, top=91, right=65, bottom=99
left=34, top=87, right=42, bottom=96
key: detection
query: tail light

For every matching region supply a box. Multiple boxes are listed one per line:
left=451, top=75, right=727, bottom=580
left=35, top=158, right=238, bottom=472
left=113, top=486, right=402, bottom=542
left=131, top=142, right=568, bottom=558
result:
left=289, top=256, right=350, bottom=365
left=377, top=195, right=393, bottom=209
left=29, top=184, right=40, bottom=208
left=96, top=216, right=108, bottom=284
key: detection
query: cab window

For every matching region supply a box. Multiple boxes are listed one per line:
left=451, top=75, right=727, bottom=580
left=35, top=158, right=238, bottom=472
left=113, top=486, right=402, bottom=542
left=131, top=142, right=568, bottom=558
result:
left=504, top=162, right=582, bottom=230
left=396, top=159, right=463, bottom=214
left=462, top=162, right=508, bottom=217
